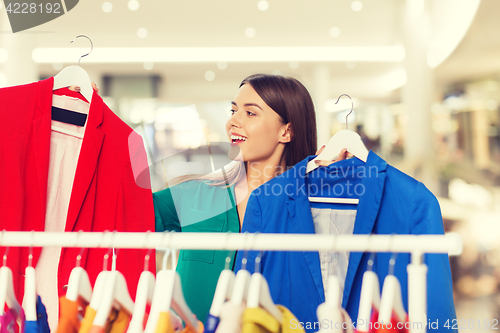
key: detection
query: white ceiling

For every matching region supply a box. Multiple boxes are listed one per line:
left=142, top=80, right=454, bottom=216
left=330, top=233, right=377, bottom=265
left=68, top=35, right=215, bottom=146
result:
left=1, top=0, right=499, bottom=100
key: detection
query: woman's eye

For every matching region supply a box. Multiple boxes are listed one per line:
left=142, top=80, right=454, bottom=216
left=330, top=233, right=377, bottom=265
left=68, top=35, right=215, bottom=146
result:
left=230, top=109, right=236, bottom=115
left=246, top=111, right=255, bottom=116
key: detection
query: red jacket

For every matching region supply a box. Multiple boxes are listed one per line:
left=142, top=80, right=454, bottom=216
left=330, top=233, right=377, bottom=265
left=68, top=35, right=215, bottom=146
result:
left=0, top=77, right=155, bottom=300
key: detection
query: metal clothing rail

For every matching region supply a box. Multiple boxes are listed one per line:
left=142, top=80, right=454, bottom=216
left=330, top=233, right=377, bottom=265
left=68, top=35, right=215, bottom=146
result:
left=0, top=231, right=461, bottom=333
left=0, top=231, right=462, bottom=255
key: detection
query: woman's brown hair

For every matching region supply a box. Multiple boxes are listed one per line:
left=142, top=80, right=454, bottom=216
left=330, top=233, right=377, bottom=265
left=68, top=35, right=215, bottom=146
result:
left=168, top=73, right=317, bottom=187
left=240, top=74, right=317, bottom=169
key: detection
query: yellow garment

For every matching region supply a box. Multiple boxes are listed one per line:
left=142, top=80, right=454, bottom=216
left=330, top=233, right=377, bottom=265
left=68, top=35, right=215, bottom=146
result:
left=79, top=306, right=131, bottom=333
left=155, top=312, right=204, bottom=333
left=56, top=296, right=87, bottom=333
left=108, top=308, right=131, bottom=333
left=241, top=305, right=305, bottom=333
left=79, top=307, right=97, bottom=333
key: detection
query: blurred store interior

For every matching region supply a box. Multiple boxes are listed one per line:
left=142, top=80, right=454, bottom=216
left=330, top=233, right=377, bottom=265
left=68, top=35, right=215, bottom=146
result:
left=2, top=0, right=500, bottom=328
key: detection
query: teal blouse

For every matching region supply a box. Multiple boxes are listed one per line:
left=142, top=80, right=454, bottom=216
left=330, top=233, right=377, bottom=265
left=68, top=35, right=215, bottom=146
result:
left=153, top=180, right=240, bottom=323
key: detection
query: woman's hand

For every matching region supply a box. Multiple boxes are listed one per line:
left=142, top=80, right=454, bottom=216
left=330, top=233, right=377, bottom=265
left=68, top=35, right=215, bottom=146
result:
left=91, top=82, right=99, bottom=93
left=314, top=147, right=352, bottom=167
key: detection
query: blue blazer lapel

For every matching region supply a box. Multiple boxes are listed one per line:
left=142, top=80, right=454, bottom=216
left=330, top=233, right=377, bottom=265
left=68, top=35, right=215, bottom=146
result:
left=287, top=157, right=326, bottom=303
left=342, top=151, right=387, bottom=308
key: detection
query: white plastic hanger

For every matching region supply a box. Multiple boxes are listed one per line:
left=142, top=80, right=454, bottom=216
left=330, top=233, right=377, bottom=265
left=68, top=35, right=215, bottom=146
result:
left=127, top=250, right=156, bottom=333
left=22, top=240, right=37, bottom=321
left=0, top=249, right=23, bottom=318
left=66, top=248, right=92, bottom=304
left=307, top=94, right=368, bottom=205
left=88, top=248, right=114, bottom=311
left=378, top=253, right=407, bottom=324
left=93, top=249, right=135, bottom=327
left=209, top=255, right=235, bottom=317
left=316, top=276, right=343, bottom=333
left=53, top=35, right=94, bottom=104
left=230, top=250, right=251, bottom=306
left=247, top=253, right=283, bottom=322
left=145, top=248, right=199, bottom=333
left=357, top=254, right=381, bottom=332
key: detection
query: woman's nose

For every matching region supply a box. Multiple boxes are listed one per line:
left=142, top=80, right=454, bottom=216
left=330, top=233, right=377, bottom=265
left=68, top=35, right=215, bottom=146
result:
left=228, top=110, right=243, bottom=127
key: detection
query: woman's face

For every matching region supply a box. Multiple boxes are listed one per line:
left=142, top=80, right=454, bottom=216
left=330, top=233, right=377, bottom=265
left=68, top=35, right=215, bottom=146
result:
left=225, top=83, right=291, bottom=164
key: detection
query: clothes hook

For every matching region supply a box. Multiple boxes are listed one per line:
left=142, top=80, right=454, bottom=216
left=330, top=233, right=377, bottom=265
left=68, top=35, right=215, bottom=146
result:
left=71, top=35, right=93, bottom=66
left=1, top=230, right=8, bottom=267
left=255, top=251, right=264, bottom=273
left=143, top=230, right=154, bottom=272
left=28, top=230, right=35, bottom=268
left=241, top=231, right=250, bottom=271
left=367, top=252, right=376, bottom=272
left=224, top=231, right=234, bottom=270
left=75, top=230, right=85, bottom=268
left=335, top=94, right=354, bottom=130
left=388, top=233, right=398, bottom=275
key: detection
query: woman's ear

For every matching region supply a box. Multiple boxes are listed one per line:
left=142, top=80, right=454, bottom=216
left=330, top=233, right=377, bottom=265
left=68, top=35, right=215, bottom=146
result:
left=279, top=123, right=292, bottom=143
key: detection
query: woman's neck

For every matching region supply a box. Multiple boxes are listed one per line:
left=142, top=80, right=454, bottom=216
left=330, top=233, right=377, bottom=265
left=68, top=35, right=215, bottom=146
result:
left=245, top=157, right=286, bottom=192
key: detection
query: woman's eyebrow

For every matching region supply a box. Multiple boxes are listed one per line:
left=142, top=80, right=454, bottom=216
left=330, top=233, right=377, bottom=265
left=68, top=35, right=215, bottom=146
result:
left=231, top=102, right=263, bottom=110
left=243, top=103, right=263, bottom=110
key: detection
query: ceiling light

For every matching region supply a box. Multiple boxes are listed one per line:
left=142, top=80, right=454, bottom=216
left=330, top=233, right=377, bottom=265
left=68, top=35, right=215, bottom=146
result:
left=32, top=46, right=406, bottom=63
left=351, top=1, right=363, bottom=12
left=205, top=71, right=215, bottom=81
left=257, top=0, right=269, bottom=11
left=245, top=27, right=256, bottom=38
left=143, top=62, right=154, bottom=70
left=137, top=28, right=148, bottom=38
left=128, top=0, right=140, bottom=11
left=329, top=27, right=341, bottom=38
left=102, top=2, right=113, bottom=13
left=217, top=61, right=227, bottom=70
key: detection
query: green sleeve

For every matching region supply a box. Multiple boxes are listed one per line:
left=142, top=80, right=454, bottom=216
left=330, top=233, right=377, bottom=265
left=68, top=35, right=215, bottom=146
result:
left=153, top=188, right=181, bottom=232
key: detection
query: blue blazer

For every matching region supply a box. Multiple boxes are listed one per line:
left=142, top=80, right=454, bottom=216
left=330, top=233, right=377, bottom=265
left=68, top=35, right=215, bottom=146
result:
left=235, top=152, right=457, bottom=333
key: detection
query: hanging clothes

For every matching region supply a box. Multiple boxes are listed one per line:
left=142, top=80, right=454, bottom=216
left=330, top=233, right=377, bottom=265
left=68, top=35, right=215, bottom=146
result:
left=153, top=180, right=239, bottom=323
left=36, top=92, right=88, bottom=330
left=214, top=302, right=245, bottom=333
left=154, top=312, right=203, bottom=333
left=235, top=152, right=457, bottom=333
left=241, top=305, right=304, bottom=333
left=0, top=307, right=25, bottom=333
left=203, top=314, right=220, bottom=333
left=311, top=208, right=356, bottom=298
left=56, top=296, right=86, bottom=333
left=373, top=312, right=409, bottom=333
left=0, top=78, right=155, bottom=311
left=24, top=295, right=50, bottom=333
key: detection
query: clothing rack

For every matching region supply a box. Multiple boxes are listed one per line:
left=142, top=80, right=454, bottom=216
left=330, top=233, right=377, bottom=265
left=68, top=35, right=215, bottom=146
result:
left=0, top=231, right=462, bottom=333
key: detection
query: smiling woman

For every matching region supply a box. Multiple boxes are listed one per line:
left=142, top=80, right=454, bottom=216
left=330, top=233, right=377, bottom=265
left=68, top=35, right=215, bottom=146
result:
left=153, top=73, right=319, bottom=323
